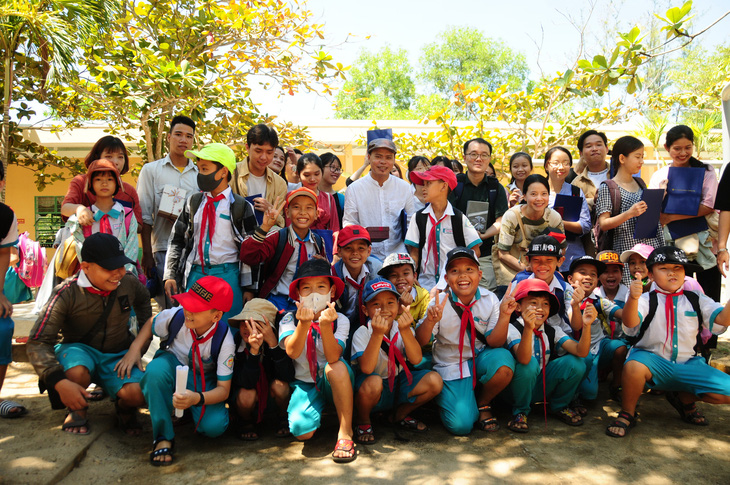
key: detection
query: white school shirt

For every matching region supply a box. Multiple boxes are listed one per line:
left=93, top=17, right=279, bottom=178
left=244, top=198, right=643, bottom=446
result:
left=506, top=317, right=571, bottom=372
left=577, top=296, right=621, bottom=354
left=594, top=284, right=629, bottom=308
left=273, top=228, right=320, bottom=296
left=342, top=264, right=370, bottom=314
left=152, top=308, right=236, bottom=381
left=278, top=311, right=350, bottom=383
left=404, top=202, right=481, bottom=291
left=520, top=273, right=574, bottom=334
left=351, top=321, right=413, bottom=379
left=625, top=290, right=726, bottom=363
left=189, top=187, right=239, bottom=267
left=418, top=287, right=499, bottom=381
left=342, top=174, right=416, bottom=260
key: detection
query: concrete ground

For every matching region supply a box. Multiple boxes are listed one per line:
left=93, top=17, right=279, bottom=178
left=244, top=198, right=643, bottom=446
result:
left=3, top=304, right=730, bottom=485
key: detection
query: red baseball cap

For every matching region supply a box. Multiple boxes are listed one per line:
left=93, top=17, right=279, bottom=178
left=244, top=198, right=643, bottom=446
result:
left=337, top=225, right=371, bottom=251
left=512, top=279, right=560, bottom=317
left=286, top=187, right=318, bottom=209
left=409, top=165, right=458, bottom=190
left=172, top=276, right=234, bottom=313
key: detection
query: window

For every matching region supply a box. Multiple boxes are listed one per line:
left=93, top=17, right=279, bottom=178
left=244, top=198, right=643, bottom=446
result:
left=35, top=196, right=64, bottom=248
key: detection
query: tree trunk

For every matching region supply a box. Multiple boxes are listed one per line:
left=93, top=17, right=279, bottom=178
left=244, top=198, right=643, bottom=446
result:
left=2, top=52, right=13, bottom=203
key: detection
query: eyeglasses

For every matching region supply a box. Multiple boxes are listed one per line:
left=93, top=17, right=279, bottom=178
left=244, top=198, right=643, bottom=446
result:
left=466, top=152, right=491, bottom=161
left=326, top=165, right=342, bottom=174
left=549, top=161, right=571, bottom=168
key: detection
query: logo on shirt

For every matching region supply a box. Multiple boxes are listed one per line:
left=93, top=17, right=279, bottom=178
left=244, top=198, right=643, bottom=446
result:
left=225, top=354, right=234, bottom=370
left=190, top=282, right=213, bottom=302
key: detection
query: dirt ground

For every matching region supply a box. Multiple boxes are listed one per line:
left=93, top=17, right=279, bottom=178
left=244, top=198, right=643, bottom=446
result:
left=2, top=358, right=730, bottom=485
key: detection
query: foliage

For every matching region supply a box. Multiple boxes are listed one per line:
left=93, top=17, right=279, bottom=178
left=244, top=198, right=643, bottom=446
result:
left=632, top=111, right=668, bottom=162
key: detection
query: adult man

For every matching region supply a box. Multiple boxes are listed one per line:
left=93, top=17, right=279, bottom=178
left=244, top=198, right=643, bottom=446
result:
left=448, top=137, right=508, bottom=290
left=231, top=124, right=287, bottom=228
left=137, top=115, right=199, bottom=308
left=343, top=138, right=416, bottom=260
left=566, top=130, right=610, bottom=208
left=28, top=233, right=152, bottom=435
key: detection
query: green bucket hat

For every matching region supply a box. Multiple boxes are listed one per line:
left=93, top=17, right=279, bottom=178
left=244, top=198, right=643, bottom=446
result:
left=185, top=143, right=236, bottom=173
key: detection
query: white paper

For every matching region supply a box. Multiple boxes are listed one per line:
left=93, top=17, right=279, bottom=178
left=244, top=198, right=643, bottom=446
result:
left=174, top=365, right=189, bottom=417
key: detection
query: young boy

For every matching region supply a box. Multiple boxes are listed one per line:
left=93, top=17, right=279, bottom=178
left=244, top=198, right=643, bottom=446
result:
left=594, top=250, right=629, bottom=312
left=378, top=253, right=432, bottom=368
left=607, top=246, right=730, bottom=438
left=240, top=187, right=327, bottom=311
left=229, top=298, right=293, bottom=440
left=415, top=247, right=515, bottom=435
left=278, top=258, right=355, bottom=463
left=512, top=232, right=575, bottom=335
left=566, top=255, right=627, bottom=409
left=351, top=278, right=442, bottom=444
left=71, top=159, right=138, bottom=275
left=125, top=275, right=235, bottom=465
left=405, top=166, right=481, bottom=291
left=503, top=279, right=594, bottom=432
left=164, top=143, right=258, bottom=324
left=332, top=225, right=382, bottom=356
left=0, top=162, right=27, bottom=418
left=621, top=243, right=704, bottom=294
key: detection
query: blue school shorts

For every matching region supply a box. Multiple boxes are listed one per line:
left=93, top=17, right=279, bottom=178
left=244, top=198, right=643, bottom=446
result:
left=627, top=349, right=730, bottom=397
left=0, top=317, right=13, bottom=365
left=287, top=359, right=354, bottom=437
left=55, top=342, right=143, bottom=398
left=355, top=368, right=432, bottom=413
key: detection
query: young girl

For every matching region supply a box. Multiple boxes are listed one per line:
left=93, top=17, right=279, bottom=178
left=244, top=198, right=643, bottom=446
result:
left=318, top=152, right=346, bottom=227
left=61, top=135, right=142, bottom=226
left=507, top=152, right=533, bottom=208
left=295, top=153, right=340, bottom=233
left=495, top=174, right=564, bottom=294
left=649, top=125, right=720, bottom=301
left=544, top=147, right=591, bottom=271
left=596, top=136, right=665, bottom=285
left=70, top=159, right=139, bottom=275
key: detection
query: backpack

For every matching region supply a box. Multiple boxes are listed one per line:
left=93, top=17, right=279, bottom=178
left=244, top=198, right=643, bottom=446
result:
left=625, top=290, right=711, bottom=361
left=414, top=208, right=466, bottom=274
left=17, top=232, right=46, bottom=288
left=594, top=177, right=647, bottom=252
left=511, top=320, right=559, bottom=363
left=161, top=308, right=230, bottom=363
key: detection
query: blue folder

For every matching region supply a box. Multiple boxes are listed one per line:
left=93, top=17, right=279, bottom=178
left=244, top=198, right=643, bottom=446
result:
left=634, top=189, right=663, bottom=239
left=244, top=194, right=265, bottom=225
left=667, top=217, right=708, bottom=240
left=553, top=194, right=582, bottom=222
left=663, top=167, right=705, bottom=216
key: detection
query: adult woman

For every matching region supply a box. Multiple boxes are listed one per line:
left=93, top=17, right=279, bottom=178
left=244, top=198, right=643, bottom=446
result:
left=407, top=156, right=430, bottom=210
left=295, top=153, right=340, bottom=232
left=494, top=174, right=565, bottom=293
left=506, top=152, right=533, bottom=207
left=61, top=136, right=142, bottom=225
left=649, top=125, right=720, bottom=300
left=596, top=136, right=664, bottom=285
left=544, top=147, right=591, bottom=271
left=318, top=152, right=345, bottom=227
left=270, top=146, right=286, bottom=177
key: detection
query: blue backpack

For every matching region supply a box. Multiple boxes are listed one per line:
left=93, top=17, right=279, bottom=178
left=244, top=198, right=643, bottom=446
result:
left=161, top=308, right=230, bottom=364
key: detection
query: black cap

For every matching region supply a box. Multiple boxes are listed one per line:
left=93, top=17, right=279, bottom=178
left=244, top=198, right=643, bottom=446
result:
left=646, top=246, right=702, bottom=273
left=527, top=235, right=561, bottom=257
left=445, top=246, right=480, bottom=270
left=80, top=233, right=135, bottom=270
left=568, top=255, right=607, bottom=276
left=288, top=258, right=345, bottom=301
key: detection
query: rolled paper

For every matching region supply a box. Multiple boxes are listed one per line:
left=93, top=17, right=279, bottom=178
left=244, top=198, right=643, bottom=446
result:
left=174, top=365, right=189, bottom=418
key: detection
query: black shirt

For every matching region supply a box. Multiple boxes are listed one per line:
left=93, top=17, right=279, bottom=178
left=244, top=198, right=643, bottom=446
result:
left=715, top=167, right=730, bottom=211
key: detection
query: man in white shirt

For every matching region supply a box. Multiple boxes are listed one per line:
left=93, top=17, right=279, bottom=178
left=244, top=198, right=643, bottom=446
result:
left=230, top=124, right=287, bottom=228
left=137, top=115, right=199, bottom=308
left=566, top=130, right=610, bottom=209
left=343, top=138, right=416, bottom=260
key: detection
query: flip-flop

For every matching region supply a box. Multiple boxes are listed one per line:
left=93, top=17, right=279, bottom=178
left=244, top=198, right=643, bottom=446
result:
left=86, top=384, right=107, bottom=402
left=355, top=424, right=376, bottom=445
left=0, top=400, right=28, bottom=419
left=552, top=407, right=583, bottom=427
left=332, top=439, right=357, bottom=463
left=397, top=415, right=428, bottom=433
left=62, top=410, right=91, bottom=435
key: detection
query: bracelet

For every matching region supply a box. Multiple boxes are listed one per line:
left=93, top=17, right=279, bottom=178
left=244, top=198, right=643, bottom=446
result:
left=719, top=248, right=728, bottom=253
left=198, top=391, right=205, bottom=406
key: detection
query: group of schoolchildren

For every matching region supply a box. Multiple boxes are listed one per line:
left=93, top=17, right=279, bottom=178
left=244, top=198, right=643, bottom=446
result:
left=21, top=136, right=730, bottom=468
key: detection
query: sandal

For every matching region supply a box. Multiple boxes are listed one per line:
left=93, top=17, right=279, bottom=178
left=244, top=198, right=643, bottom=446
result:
left=150, top=438, right=175, bottom=467
left=332, top=438, right=357, bottom=463
left=115, top=402, right=142, bottom=436
left=476, top=405, right=500, bottom=432
left=237, top=423, right=260, bottom=441
left=552, top=407, right=583, bottom=426
left=355, top=424, right=376, bottom=445
left=570, top=398, right=588, bottom=417
left=275, top=418, right=291, bottom=438
left=62, top=409, right=91, bottom=435
left=605, top=410, right=637, bottom=438
left=86, top=384, right=107, bottom=402
left=665, top=391, right=709, bottom=426
left=507, top=413, right=529, bottom=433
left=397, top=415, right=428, bottom=433
left=0, top=400, right=28, bottom=419
left=609, top=386, right=622, bottom=403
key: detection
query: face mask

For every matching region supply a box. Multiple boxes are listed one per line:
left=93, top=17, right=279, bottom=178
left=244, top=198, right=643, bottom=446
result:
left=197, top=170, right=221, bottom=192
left=299, top=292, right=330, bottom=314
